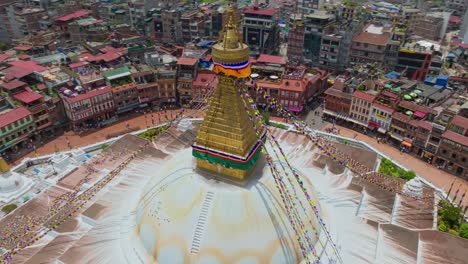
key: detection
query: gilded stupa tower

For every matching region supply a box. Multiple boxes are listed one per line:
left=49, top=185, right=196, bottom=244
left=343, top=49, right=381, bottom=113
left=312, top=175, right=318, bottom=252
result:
left=192, top=5, right=265, bottom=180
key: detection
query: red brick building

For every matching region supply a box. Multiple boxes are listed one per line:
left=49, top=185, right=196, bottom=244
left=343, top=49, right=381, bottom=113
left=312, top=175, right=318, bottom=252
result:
left=61, top=86, right=116, bottom=130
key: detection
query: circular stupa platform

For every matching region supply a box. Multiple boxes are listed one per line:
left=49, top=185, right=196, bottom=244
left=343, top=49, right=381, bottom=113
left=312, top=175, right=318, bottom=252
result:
left=124, top=148, right=322, bottom=264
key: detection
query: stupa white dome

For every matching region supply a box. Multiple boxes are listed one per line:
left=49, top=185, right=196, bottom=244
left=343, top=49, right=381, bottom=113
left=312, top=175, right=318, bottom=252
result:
left=0, top=171, right=23, bottom=194
left=124, top=149, right=325, bottom=264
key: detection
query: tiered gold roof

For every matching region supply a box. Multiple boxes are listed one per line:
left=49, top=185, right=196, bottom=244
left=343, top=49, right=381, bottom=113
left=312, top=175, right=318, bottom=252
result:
left=193, top=5, right=262, bottom=180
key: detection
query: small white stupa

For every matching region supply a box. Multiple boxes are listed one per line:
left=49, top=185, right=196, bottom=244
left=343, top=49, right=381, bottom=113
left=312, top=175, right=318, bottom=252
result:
left=49, top=152, right=70, bottom=171
left=71, top=148, right=87, bottom=164
left=177, top=118, right=193, bottom=132
left=0, top=158, right=34, bottom=203
left=403, top=177, right=424, bottom=198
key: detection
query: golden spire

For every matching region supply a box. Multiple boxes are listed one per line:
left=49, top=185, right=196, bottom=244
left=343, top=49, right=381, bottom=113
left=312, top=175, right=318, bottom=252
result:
left=221, top=5, right=243, bottom=50
left=0, top=157, right=10, bottom=173
left=212, top=4, right=250, bottom=68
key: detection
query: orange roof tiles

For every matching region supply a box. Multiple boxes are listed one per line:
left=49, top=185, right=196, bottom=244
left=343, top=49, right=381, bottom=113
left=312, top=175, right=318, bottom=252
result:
left=13, top=90, right=43, bottom=104
left=55, top=10, right=90, bottom=22
left=193, top=72, right=218, bottom=87
left=63, top=86, right=112, bottom=103
left=451, top=115, right=468, bottom=129
left=177, top=57, right=198, bottom=66
left=0, top=107, right=31, bottom=128
left=353, top=32, right=389, bottom=46
left=352, top=90, right=376, bottom=102
left=256, top=54, right=286, bottom=65
left=373, top=102, right=394, bottom=113
left=0, top=80, right=27, bottom=90
left=442, top=130, right=468, bottom=146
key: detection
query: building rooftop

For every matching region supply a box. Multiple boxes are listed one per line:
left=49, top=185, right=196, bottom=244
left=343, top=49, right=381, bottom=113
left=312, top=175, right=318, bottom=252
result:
left=177, top=57, right=198, bottom=66
left=256, top=54, right=286, bottom=65
left=63, top=86, right=111, bottom=103
left=0, top=54, right=11, bottom=63
left=353, top=32, right=389, bottom=46
left=244, top=7, right=276, bottom=16
left=12, top=90, right=43, bottom=104
left=373, top=102, right=395, bottom=113
left=193, top=71, right=218, bottom=87
left=352, top=90, right=376, bottom=102
left=103, top=66, right=130, bottom=80
left=325, top=88, right=352, bottom=100
left=0, top=107, right=31, bottom=128
left=451, top=115, right=468, bottom=129
left=0, top=80, right=27, bottom=90
left=55, top=10, right=90, bottom=22
left=400, top=40, right=441, bottom=53
left=442, top=130, right=468, bottom=146
left=418, top=120, right=433, bottom=131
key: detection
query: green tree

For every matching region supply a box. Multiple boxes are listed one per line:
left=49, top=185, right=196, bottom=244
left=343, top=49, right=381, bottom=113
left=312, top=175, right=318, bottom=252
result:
left=440, top=205, right=463, bottom=228
left=438, top=221, right=448, bottom=232
left=0, top=42, right=7, bottom=51
left=459, top=223, right=468, bottom=239
left=2, top=204, right=17, bottom=214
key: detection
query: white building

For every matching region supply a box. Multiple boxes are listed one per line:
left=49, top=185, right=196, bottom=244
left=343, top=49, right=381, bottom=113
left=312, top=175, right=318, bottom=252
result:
left=369, top=103, right=394, bottom=133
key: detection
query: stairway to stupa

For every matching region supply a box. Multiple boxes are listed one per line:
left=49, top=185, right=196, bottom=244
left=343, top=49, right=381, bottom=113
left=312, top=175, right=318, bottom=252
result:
left=190, top=191, right=215, bottom=254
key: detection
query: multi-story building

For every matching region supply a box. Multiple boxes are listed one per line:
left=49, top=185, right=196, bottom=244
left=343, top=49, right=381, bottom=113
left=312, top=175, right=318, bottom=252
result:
left=350, top=24, right=389, bottom=66
left=446, top=0, right=468, bottom=16
left=0, top=0, right=20, bottom=43
left=413, top=120, right=433, bottom=161
left=396, top=41, right=438, bottom=81
left=287, top=11, right=335, bottom=65
left=298, top=0, right=322, bottom=13
left=13, top=89, right=51, bottom=132
left=319, top=34, right=342, bottom=72
left=180, top=9, right=208, bottom=43
left=128, top=0, right=157, bottom=35
left=3, top=3, right=47, bottom=41
left=340, top=2, right=357, bottom=21
left=242, top=6, right=279, bottom=56
left=402, top=7, right=422, bottom=31
left=177, top=57, right=198, bottom=105
left=61, top=86, right=116, bottom=130
left=436, top=130, right=468, bottom=178
left=68, top=17, right=108, bottom=44
left=102, top=66, right=139, bottom=115
left=349, top=90, right=376, bottom=127
left=287, top=14, right=306, bottom=63
left=154, top=8, right=182, bottom=43
left=412, top=14, right=444, bottom=41
left=0, top=107, right=36, bottom=154
left=303, top=11, right=335, bottom=66
left=55, top=10, right=91, bottom=41
left=369, top=102, right=394, bottom=133
left=279, top=1, right=296, bottom=21
left=323, top=76, right=352, bottom=119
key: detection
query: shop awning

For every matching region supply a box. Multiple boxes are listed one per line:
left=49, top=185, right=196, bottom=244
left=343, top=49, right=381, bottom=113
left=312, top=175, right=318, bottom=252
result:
left=402, top=141, right=412, bottom=147
left=377, top=127, right=387, bottom=134
left=390, top=132, right=404, bottom=141
left=348, top=118, right=368, bottom=127
left=414, top=111, right=426, bottom=118
left=288, top=106, right=304, bottom=112
left=368, top=120, right=381, bottom=128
